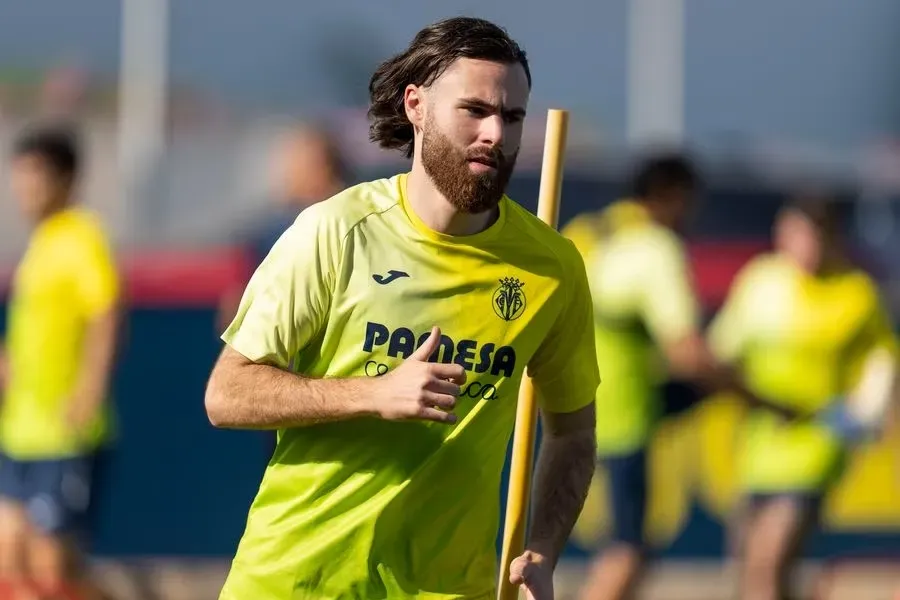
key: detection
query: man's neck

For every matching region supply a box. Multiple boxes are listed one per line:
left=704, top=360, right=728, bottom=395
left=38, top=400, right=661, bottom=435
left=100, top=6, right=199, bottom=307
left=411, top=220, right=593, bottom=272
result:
left=640, top=199, right=676, bottom=231
left=406, top=167, right=497, bottom=236
left=33, top=199, right=70, bottom=227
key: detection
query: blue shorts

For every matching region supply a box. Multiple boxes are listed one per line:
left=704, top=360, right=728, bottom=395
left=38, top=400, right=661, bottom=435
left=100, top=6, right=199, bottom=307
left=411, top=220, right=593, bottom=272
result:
left=660, top=379, right=705, bottom=418
left=0, top=452, right=106, bottom=540
left=601, top=448, right=648, bottom=548
left=746, top=491, right=825, bottom=524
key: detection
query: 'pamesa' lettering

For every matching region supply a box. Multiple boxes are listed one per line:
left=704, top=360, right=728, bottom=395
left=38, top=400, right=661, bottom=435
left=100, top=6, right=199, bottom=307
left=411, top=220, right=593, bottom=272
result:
left=362, top=322, right=516, bottom=378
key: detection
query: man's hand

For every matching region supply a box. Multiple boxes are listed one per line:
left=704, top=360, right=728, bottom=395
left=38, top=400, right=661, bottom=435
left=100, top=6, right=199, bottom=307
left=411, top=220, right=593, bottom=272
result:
left=818, top=400, right=870, bottom=444
left=369, top=326, right=466, bottom=424
left=509, top=551, right=554, bottom=600
left=66, top=389, right=102, bottom=434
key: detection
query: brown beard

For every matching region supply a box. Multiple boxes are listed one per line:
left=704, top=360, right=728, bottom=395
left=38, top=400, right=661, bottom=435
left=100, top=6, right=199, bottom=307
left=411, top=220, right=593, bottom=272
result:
left=420, top=118, right=517, bottom=214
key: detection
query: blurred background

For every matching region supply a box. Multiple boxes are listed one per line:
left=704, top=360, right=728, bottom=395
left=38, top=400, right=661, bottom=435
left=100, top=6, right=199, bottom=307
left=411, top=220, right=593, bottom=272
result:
left=1, top=0, right=900, bottom=598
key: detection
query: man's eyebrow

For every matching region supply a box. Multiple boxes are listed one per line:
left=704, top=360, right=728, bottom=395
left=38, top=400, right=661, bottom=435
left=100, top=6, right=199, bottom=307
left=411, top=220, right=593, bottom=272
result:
left=458, top=97, right=527, bottom=119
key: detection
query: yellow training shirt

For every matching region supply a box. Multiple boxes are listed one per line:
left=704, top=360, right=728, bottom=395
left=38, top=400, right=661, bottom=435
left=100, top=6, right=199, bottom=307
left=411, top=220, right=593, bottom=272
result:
left=576, top=200, right=699, bottom=454
left=219, top=173, right=600, bottom=600
left=709, top=254, right=899, bottom=491
left=2, top=206, right=119, bottom=459
left=559, top=210, right=604, bottom=262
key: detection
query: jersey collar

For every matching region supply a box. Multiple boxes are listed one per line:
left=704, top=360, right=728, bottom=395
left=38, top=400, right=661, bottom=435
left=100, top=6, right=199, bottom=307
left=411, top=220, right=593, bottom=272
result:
left=397, top=173, right=508, bottom=245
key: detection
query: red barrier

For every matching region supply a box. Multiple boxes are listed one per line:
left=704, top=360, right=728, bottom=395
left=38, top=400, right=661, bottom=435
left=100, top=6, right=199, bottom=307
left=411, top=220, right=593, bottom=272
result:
left=117, top=247, right=253, bottom=308
left=0, top=247, right=254, bottom=309
left=688, top=240, right=768, bottom=307
left=0, top=242, right=764, bottom=309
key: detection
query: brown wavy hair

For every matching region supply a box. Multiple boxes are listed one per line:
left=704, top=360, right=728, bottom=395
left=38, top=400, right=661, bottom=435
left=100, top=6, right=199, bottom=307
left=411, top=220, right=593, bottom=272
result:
left=368, top=17, right=531, bottom=159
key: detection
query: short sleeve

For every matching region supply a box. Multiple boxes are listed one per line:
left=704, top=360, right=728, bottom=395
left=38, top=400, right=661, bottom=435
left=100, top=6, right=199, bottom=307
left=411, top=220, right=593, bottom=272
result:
left=71, top=221, right=120, bottom=319
left=707, top=264, right=755, bottom=364
left=528, top=243, right=601, bottom=414
left=560, top=213, right=601, bottom=261
left=859, top=294, right=899, bottom=357
left=222, top=207, right=340, bottom=369
left=639, top=231, right=700, bottom=345
left=842, top=285, right=900, bottom=387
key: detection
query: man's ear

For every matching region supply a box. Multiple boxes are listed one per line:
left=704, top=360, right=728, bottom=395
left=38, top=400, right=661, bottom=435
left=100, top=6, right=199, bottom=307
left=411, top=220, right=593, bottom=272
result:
left=404, top=84, right=425, bottom=132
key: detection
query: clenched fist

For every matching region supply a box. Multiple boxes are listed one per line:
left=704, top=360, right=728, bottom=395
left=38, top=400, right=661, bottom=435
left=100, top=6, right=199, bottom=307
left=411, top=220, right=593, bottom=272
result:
left=369, top=326, right=467, bottom=424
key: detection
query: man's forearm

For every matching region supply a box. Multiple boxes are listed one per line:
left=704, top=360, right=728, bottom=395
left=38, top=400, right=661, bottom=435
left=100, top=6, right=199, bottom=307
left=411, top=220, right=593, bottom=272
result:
left=0, top=341, right=6, bottom=388
left=847, top=347, right=897, bottom=427
left=711, top=367, right=804, bottom=419
left=75, top=311, right=118, bottom=405
left=205, top=350, right=374, bottom=429
left=664, top=335, right=802, bottom=419
left=525, top=428, right=596, bottom=566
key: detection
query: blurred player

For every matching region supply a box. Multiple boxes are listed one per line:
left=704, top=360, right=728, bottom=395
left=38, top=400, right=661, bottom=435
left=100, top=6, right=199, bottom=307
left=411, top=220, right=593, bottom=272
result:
left=708, top=198, right=898, bottom=600
left=574, top=153, right=797, bottom=600
left=205, top=16, right=599, bottom=600
left=217, top=123, right=348, bottom=331
left=0, top=126, right=120, bottom=599
left=573, top=153, right=704, bottom=600
left=559, top=198, right=604, bottom=261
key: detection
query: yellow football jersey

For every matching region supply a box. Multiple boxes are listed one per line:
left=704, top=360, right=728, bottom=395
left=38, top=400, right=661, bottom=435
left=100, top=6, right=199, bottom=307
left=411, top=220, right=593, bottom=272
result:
left=569, top=200, right=699, bottom=454
left=2, top=206, right=119, bottom=459
left=560, top=210, right=604, bottom=261
left=219, top=173, right=600, bottom=599
left=709, top=254, right=899, bottom=491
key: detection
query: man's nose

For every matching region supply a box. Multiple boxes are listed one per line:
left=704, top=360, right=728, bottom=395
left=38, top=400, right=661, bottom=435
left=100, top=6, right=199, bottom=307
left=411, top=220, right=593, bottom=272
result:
left=477, top=115, right=504, bottom=148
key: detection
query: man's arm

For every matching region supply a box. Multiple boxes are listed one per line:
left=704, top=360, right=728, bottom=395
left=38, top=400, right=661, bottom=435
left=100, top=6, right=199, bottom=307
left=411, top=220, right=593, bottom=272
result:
left=825, top=346, right=898, bottom=437
left=642, top=241, right=801, bottom=419
left=77, top=310, right=118, bottom=400
left=638, top=233, right=725, bottom=389
left=67, top=309, right=119, bottom=427
left=205, top=345, right=373, bottom=429
left=525, top=403, right=596, bottom=566
left=659, top=334, right=800, bottom=419
left=826, top=297, right=900, bottom=436
left=0, top=340, right=6, bottom=389
left=65, top=216, right=122, bottom=429
left=206, top=328, right=465, bottom=429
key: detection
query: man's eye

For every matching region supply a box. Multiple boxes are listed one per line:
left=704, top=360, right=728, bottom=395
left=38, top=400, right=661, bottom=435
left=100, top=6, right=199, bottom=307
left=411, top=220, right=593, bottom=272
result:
left=466, top=107, right=487, bottom=117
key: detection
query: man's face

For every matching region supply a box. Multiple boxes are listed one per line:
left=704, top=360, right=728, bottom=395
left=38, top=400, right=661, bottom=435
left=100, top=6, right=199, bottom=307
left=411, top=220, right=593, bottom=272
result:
left=775, top=209, right=824, bottom=272
left=274, top=129, right=339, bottom=207
left=10, top=153, right=66, bottom=222
left=664, top=186, right=694, bottom=231
left=412, top=58, right=529, bottom=214
left=647, top=186, right=694, bottom=232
